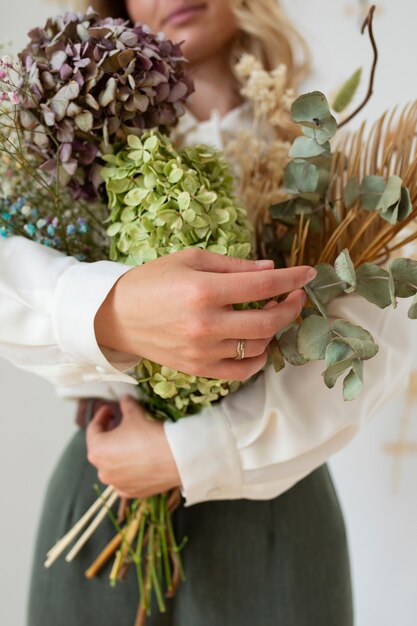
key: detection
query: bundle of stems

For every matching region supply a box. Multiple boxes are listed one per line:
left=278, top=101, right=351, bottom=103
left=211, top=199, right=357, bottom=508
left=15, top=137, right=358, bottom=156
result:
left=45, top=485, right=185, bottom=626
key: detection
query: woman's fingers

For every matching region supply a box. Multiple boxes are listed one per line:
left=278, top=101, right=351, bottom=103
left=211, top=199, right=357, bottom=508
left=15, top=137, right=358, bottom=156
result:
left=220, top=289, right=306, bottom=340
left=205, top=265, right=316, bottom=306
left=182, top=247, right=275, bottom=273
left=209, top=351, right=270, bottom=382
left=220, top=336, right=274, bottom=360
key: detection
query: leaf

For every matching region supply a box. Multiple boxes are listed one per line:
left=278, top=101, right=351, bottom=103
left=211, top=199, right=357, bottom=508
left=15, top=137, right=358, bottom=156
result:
left=196, top=191, right=218, bottom=205
left=322, top=357, right=355, bottom=389
left=284, top=160, right=319, bottom=194
left=359, top=175, right=390, bottom=211
left=289, top=136, right=330, bottom=159
left=278, top=326, right=308, bottom=366
left=334, top=248, right=356, bottom=293
left=98, top=77, right=117, bottom=107
left=408, top=294, right=417, bottom=319
left=389, top=257, right=417, bottom=298
left=304, top=263, right=345, bottom=317
left=332, top=319, right=379, bottom=360
left=355, top=263, right=391, bottom=308
left=291, top=91, right=338, bottom=144
left=124, top=187, right=149, bottom=206
left=75, top=110, right=93, bottom=132
left=297, top=315, right=332, bottom=360
left=153, top=381, right=177, bottom=398
left=358, top=175, right=409, bottom=224
left=268, top=339, right=286, bottom=373
left=332, top=68, right=362, bottom=113
left=387, top=264, right=398, bottom=309
left=343, top=176, right=360, bottom=208
left=304, top=284, right=328, bottom=318
left=106, top=222, right=122, bottom=237
left=168, top=168, right=184, bottom=184
left=177, top=191, right=191, bottom=212
left=127, top=135, right=142, bottom=150
left=343, top=359, right=364, bottom=401
left=325, top=339, right=354, bottom=366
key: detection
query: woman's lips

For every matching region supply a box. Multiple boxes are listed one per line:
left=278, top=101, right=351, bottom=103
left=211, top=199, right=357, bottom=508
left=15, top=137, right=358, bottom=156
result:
left=162, top=4, right=207, bottom=27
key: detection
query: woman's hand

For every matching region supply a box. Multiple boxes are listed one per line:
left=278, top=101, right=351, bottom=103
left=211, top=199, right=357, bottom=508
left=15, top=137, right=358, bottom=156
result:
left=95, top=248, right=315, bottom=381
left=86, top=395, right=181, bottom=499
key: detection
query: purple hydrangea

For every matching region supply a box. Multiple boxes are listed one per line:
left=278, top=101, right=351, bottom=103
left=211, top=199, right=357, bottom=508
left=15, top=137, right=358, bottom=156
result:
left=18, top=8, right=194, bottom=198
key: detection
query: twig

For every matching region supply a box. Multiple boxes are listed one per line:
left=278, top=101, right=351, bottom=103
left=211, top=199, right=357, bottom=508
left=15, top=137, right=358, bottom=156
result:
left=85, top=530, right=125, bottom=579
left=338, top=5, right=378, bottom=129
left=44, top=485, right=115, bottom=567
left=65, top=490, right=119, bottom=562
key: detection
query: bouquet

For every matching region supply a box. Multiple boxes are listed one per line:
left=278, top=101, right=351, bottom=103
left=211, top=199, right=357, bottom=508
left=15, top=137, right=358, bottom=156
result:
left=1, top=5, right=416, bottom=625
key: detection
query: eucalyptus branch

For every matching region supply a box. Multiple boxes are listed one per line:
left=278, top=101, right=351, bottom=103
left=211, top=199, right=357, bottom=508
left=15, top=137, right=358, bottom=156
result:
left=338, top=5, right=378, bottom=129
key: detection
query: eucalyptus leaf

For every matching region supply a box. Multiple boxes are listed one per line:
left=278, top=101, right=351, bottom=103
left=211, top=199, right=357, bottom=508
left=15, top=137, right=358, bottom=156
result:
left=304, top=284, right=328, bottom=318
left=305, top=263, right=346, bottom=317
left=297, top=315, right=332, bottom=360
left=332, top=319, right=379, bottom=360
left=268, top=340, right=286, bottom=373
left=269, top=199, right=296, bottom=222
left=408, top=294, right=417, bottom=319
left=387, top=264, right=398, bottom=308
left=355, top=263, right=391, bottom=308
left=389, top=257, right=417, bottom=297
left=284, top=160, right=319, bottom=194
left=358, top=175, right=409, bottom=225
left=343, top=363, right=364, bottom=401
left=359, top=175, right=390, bottom=211
left=278, top=326, right=308, bottom=366
left=325, top=339, right=354, bottom=366
left=343, top=176, right=360, bottom=208
left=291, top=91, right=338, bottom=144
left=334, top=248, right=356, bottom=292
left=289, top=136, right=330, bottom=159
left=322, top=356, right=355, bottom=389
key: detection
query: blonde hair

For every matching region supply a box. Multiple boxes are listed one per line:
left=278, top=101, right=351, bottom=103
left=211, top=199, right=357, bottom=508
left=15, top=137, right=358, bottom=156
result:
left=82, top=0, right=310, bottom=89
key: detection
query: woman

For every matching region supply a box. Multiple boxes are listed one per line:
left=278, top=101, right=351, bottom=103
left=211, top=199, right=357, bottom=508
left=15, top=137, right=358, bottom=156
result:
left=0, top=0, right=412, bottom=625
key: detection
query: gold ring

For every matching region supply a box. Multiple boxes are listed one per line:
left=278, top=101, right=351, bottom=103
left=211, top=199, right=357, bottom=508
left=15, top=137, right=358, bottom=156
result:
left=234, top=339, right=246, bottom=360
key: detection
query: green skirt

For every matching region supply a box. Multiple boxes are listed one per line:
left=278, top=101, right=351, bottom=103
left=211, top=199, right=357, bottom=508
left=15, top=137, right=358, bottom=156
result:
left=26, top=427, right=353, bottom=626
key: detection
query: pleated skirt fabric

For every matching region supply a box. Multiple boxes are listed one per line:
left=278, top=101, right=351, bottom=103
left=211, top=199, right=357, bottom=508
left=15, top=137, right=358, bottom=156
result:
left=26, top=426, right=354, bottom=626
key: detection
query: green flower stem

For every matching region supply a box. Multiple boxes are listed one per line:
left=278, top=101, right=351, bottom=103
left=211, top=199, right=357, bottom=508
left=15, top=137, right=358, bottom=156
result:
left=166, top=506, right=186, bottom=582
left=159, top=494, right=173, bottom=593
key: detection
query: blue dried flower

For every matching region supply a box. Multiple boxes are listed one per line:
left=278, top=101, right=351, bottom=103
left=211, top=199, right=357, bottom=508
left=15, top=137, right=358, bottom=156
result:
left=24, top=223, right=36, bottom=236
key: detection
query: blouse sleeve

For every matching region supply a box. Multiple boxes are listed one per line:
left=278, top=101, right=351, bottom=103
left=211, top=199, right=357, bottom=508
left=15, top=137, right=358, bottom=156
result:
left=164, top=292, right=416, bottom=506
left=0, top=235, right=141, bottom=387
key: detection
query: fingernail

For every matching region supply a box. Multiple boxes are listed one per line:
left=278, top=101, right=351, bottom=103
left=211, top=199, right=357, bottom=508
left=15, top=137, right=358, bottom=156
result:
left=255, top=259, right=275, bottom=269
left=302, top=292, right=308, bottom=306
left=306, top=267, right=317, bottom=281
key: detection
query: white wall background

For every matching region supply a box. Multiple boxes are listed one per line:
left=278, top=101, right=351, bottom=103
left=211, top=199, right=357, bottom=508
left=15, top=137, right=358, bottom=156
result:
left=0, top=1, right=416, bottom=625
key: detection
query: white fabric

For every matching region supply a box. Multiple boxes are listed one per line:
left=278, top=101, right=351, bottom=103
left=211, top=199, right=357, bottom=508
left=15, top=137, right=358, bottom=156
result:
left=0, top=104, right=415, bottom=507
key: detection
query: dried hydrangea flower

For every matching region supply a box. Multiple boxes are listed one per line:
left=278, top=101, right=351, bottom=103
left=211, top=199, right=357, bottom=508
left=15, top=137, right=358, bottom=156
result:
left=102, top=131, right=264, bottom=416
left=17, top=8, right=194, bottom=198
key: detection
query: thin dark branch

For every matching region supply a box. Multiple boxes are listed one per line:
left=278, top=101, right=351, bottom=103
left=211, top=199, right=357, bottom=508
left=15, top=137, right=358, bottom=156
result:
left=338, top=5, right=378, bottom=129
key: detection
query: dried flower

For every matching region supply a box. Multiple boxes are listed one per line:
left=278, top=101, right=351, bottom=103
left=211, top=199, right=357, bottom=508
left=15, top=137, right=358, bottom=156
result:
left=16, top=8, right=194, bottom=198
left=8, top=92, right=19, bottom=105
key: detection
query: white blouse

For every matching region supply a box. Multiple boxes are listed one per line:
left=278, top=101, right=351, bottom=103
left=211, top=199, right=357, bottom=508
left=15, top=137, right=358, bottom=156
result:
left=0, top=103, right=415, bottom=506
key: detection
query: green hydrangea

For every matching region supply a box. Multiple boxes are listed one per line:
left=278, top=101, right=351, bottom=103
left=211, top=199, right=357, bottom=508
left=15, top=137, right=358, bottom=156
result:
left=101, top=131, right=260, bottom=419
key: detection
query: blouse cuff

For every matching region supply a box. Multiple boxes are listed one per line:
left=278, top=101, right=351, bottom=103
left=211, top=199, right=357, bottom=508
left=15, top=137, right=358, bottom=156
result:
left=51, top=260, right=140, bottom=384
left=163, top=405, right=243, bottom=507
